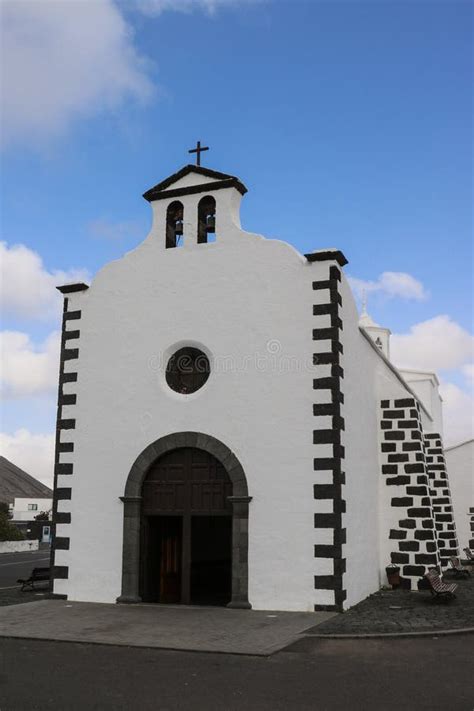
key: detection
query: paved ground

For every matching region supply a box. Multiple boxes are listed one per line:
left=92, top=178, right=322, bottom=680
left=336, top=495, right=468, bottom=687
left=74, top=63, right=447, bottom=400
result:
left=0, top=586, right=49, bottom=606
left=1, top=568, right=472, bottom=636
left=1, top=548, right=472, bottom=653
left=0, top=599, right=334, bottom=655
left=0, top=635, right=473, bottom=711
left=0, top=548, right=50, bottom=590
left=310, top=574, right=474, bottom=636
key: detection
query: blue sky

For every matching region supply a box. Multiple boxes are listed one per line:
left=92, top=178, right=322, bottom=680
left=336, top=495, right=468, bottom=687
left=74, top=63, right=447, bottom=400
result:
left=1, top=0, right=472, bottom=483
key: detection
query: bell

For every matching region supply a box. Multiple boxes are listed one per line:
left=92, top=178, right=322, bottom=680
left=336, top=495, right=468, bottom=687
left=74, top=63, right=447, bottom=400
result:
left=174, top=219, right=183, bottom=236
left=205, top=214, right=215, bottom=232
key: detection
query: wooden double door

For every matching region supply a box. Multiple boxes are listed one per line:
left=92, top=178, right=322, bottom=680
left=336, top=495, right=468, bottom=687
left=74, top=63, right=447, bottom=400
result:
left=140, top=448, right=233, bottom=606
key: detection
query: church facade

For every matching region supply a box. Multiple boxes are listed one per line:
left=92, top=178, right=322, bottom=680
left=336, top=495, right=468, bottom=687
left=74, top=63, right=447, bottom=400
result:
left=50, top=162, right=460, bottom=612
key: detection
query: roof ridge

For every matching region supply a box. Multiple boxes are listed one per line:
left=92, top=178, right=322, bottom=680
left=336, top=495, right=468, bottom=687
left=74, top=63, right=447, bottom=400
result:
left=445, top=438, right=474, bottom=452
left=143, top=164, right=246, bottom=202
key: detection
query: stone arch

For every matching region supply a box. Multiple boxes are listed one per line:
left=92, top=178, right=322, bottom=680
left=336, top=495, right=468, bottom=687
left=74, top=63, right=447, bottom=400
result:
left=118, top=432, right=251, bottom=608
left=166, top=200, right=184, bottom=248
left=197, top=195, right=216, bottom=243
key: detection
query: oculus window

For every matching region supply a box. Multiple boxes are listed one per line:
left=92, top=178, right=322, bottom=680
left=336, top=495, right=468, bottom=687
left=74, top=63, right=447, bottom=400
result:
left=166, top=347, right=210, bottom=394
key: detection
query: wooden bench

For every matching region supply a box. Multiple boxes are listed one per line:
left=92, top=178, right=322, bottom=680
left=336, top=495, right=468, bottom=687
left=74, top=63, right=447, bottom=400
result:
left=424, top=569, right=457, bottom=603
left=448, top=556, right=471, bottom=579
left=463, top=547, right=474, bottom=564
left=17, top=567, right=50, bottom=591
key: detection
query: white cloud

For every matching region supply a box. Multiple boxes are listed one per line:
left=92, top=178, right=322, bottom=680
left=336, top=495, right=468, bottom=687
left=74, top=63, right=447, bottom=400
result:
left=0, top=0, right=264, bottom=147
left=0, top=430, right=54, bottom=488
left=349, top=271, right=428, bottom=301
left=0, top=0, right=153, bottom=148
left=462, top=363, right=474, bottom=385
left=0, top=330, right=60, bottom=399
left=438, top=381, right=474, bottom=446
left=390, top=315, right=474, bottom=446
left=136, top=0, right=261, bottom=16
left=391, top=315, right=474, bottom=372
left=0, top=242, right=89, bottom=321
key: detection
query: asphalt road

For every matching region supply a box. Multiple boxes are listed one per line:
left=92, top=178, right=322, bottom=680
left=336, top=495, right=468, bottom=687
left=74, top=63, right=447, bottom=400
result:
left=0, top=634, right=472, bottom=710
left=0, top=549, right=50, bottom=589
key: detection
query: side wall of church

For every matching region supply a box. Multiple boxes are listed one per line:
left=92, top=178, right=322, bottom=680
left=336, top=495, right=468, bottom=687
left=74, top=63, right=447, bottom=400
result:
left=446, top=441, right=474, bottom=551
left=310, top=268, right=445, bottom=610
left=333, top=278, right=381, bottom=609
left=378, top=398, right=441, bottom=588
left=340, top=305, right=458, bottom=596
left=424, top=434, right=460, bottom=567
left=378, top=400, right=459, bottom=587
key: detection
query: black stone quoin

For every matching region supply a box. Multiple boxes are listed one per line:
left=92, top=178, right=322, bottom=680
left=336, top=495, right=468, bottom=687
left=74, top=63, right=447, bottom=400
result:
left=312, top=261, right=346, bottom=613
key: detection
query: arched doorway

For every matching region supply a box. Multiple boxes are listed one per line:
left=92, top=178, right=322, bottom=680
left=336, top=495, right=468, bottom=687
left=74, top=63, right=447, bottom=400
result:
left=141, top=448, right=233, bottom=605
left=118, top=432, right=252, bottom=609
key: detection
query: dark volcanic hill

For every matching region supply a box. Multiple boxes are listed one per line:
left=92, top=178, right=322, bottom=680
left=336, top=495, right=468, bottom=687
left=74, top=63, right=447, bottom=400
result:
left=0, top=456, right=52, bottom=505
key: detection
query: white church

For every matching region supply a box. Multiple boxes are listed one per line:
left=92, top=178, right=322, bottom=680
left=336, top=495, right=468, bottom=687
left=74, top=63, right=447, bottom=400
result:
left=50, top=154, right=465, bottom=612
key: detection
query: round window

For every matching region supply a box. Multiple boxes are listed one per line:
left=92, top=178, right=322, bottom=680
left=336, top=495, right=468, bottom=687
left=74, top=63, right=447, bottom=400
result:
left=165, top=347, right=210, bottom=394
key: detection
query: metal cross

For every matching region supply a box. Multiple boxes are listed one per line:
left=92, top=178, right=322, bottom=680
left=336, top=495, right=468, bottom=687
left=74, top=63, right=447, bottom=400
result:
left=188, top=140, right=209, bottom=166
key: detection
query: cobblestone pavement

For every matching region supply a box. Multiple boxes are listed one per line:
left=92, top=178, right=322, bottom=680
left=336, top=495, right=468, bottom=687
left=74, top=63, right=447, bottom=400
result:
left=309, top=574, right=474, bottom=635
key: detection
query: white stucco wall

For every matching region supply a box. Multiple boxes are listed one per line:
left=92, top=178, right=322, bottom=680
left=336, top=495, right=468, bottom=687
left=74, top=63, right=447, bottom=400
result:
left=53, top=168, right=441, bottom=611
left=55, top=179, right=327, bottom=610
left=363, top=325, right=391, bottom=360
left=376, top=362, right=436, bottom=586
left=12, top=498, right=52, bottom=522
left=339, top=302, right=432, bottom=603
left=0, top=540, right=39, bottom=554
left=399, top=370, right=443, bottom=436
left=338, top=282, right=380, bottom=607
left=445, top=440, right=474, bottom=550
left=356, top=323, right=441, bottom=591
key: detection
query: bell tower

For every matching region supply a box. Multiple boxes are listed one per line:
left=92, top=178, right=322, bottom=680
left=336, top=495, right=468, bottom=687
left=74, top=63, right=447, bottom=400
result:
left=143, top=156, right=247, bottom=251
left=358, top=298, right=391, bottom=359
